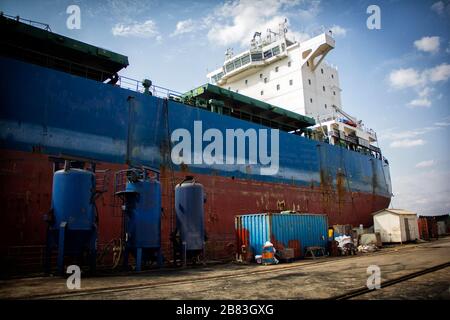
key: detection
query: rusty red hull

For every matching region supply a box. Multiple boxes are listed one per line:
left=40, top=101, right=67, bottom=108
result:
left=0, top=149, right=390, bottom=273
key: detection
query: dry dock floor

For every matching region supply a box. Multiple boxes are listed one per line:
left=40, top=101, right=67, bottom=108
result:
left=1, top=237, right=449, bottom=300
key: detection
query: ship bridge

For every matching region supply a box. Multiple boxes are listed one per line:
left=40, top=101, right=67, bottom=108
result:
left=208, top=38, right=292, bottom=85
left=207, top=23, right=335, bottom=86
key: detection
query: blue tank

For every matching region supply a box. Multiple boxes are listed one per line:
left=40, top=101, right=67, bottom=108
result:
left=46, top=164, right=98, bottom=275
left=175, top=177, right=205, bottom=251
left=52, top=168, right=96, bottom=230
left=124, top=177, right=161, bottom=248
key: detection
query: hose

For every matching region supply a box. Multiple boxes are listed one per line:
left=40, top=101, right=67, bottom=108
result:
left=96, top=238, right=123, bottom=269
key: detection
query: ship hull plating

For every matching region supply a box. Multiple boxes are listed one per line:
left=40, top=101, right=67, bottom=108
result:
left=0, top=149, right=390, bottom=272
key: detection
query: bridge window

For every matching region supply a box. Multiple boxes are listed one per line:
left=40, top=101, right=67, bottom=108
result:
left=263, top=50, right=272, bottom=59
left=272, top=45, right=280, bottom=56
left=225, top=62, right=234, bottom=72
left=241, top=54, right=251, bottom=65
left=234, top=58, right=242, bottom=69
left=251, top=53, right=262, bottom=61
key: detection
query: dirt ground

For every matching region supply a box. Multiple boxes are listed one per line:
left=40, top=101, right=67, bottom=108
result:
left=1, top=237, right=449, bottom=300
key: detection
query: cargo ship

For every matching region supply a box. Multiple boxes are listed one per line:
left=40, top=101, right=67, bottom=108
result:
left=0, top=15, right=391, bottom=274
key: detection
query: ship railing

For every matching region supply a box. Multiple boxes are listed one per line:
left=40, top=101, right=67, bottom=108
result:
left=1, top=12, right=51, bottom=31
left=320, top=114, right=377, bottom=138
left=2, top=39, right=184, bottom=100
left=117, top=76, right=183, bottom=99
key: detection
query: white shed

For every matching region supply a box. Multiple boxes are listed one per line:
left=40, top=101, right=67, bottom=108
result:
left=372, top=209, right=419, bottom=243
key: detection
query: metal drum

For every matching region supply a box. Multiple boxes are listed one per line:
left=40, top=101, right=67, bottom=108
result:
left=52, top=168, right=96, bottom=230
left=45, top=159, right=99, bottom=275
left=115, top=167, right=162, bottom=271
left=175, top=176, right=205, bottom=252
left=124, top=177, right=161, bottom=249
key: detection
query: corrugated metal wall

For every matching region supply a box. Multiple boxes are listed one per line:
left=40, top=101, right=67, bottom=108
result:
left=235, top=213, right=328, bottom=258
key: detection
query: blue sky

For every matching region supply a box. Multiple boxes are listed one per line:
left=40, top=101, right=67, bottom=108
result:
left=1, top=0, right=449, bottom=214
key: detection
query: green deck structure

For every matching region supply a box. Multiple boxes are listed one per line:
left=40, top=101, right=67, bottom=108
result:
left=0, top=14, right=129, bottom=82
left=182, top=83, right=315, bottom=132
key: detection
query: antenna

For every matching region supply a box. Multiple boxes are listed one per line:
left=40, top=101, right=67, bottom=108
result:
left=250, top=32, right=261, bottom=50
left=267, top=28, right=278, bottom=44
left=225, top=48, right=234, bottom=60
left=279, top=18, right=288, bottom=38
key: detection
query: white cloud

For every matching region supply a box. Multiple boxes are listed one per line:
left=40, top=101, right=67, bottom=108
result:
left=388, top=68, right=423, bottom=89
left=427, top=63, right=450, bottom=82
left=379, top=120, right=449, bottom=149
left=171, top=19, right=197, bottom=36
left=166, top=1, right=321, bottom=47
left=297, top=0, right=320, bottom=19
left=290, top=31, right=312, bottom=43
left=435, top=121, right=450, bottom=126
left=431, top=1, right=450, bottom=15
left=389, top=139, right=425, bottom=148
left=415, top=160, right=435, bottom=168
left=414, top=36, right=440, bottom=53
left=408, top=98, right=431, bottom=108
left=112, top=20, right=160, bottom=38
left=431, top=1, right=445, bottom=14
left=205, top=0, right=320, bottom=46
left=418, top=86, right=433, bottom=97
left=388, top=63, right=450, bottom=107
left=393, top=169, right=450, bottom=215
left=329, top=25, right=347, bottom=37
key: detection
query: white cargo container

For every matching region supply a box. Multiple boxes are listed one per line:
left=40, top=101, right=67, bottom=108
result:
left=372, top=209, right=419, bottom=243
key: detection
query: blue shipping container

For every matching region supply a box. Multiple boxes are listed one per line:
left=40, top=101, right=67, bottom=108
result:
left=235, top=213, right=328, bottom=258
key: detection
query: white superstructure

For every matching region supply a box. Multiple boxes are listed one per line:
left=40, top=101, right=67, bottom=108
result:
left=207, top=21, right=379, bottom=152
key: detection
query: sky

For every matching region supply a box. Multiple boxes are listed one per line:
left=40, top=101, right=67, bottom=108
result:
left=1, top=0, right=449, bottom=215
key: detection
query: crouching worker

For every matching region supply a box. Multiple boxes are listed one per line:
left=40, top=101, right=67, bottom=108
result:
left=262, top=241, right=279, bottom=265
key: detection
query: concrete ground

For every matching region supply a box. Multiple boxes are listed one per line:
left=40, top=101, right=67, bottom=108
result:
left=1, top=237, right=449, bottom=300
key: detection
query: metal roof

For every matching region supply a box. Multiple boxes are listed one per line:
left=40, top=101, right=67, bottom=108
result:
left=182, top=83, right=315, bottom=131
left=372, top=209, right=417, bottom=216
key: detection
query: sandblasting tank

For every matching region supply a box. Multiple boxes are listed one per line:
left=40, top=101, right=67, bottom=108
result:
left=174, top=176, right=206, bottom=265
left=52, top=169, right=96, bottom=230
left=115, top=167, right=162, bottom=271
left=45, top=158, right=98, bottom=275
